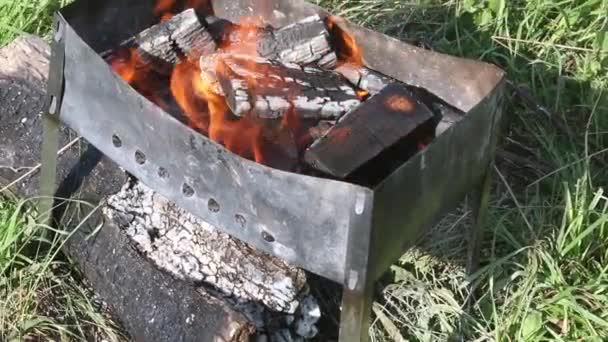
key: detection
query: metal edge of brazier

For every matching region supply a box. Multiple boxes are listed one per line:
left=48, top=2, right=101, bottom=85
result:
left=53, top=0, right=506, bottom=289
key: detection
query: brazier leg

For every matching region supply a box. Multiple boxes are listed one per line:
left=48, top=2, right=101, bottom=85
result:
left=339, top=273, right=374, bottom=342
left=466, top=164, right=492, bottom=275
left=38, top=113, right=60, bottom=225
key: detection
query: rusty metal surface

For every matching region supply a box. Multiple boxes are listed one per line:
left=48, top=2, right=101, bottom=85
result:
left=54, top=0, right=505, bottom=288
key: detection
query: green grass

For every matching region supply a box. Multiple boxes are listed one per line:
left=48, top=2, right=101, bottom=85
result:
left=314, top=0, right=608, bottom=340
left=0, top=198, right=126, bottom=341
left=2, top=0, right=608, bottom=341
left=0, top=0, right=70, bottom=46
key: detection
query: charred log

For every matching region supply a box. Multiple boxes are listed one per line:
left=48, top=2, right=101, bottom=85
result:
left=201, top=54, right=360, bottom=119
left=104, top=182, right=311, bottom=314
left=334, top=63, right=394, bottom=95
left=304, top=83, right=435, bottom=178
left=130, top=9, right=216, bottom=74
left=206, top=15, right=337, bottom=68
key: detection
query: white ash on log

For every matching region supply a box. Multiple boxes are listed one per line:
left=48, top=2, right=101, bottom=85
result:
left=128, top=9, right=216, bottom=74
left=304, top=83, right=435, bottom=178
left=206, top=15, right=337, bottom=68
left=201, top=54, right=361, bottom=119
left=104, top=181, right=314, bottom=315
left=334, top=62, right=394, bottom=95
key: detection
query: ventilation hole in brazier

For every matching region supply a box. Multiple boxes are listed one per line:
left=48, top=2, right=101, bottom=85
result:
left=135, top=150, right=146, bottom=165
left=182, top=183, right=195, bottom=197
left=235, top=214, right=246, bottom=228
left=262, top=231, right=275, bottom=243
left=158, top=167, right=169, bottom=179
left=208, top=199, right=220, bottom=213
left=112, top=134, right=122, bottom=148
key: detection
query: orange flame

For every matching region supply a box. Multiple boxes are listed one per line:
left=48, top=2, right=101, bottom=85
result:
left=109, top=48, right=139, bottom=84
left=170, top=62, right=210, bottom=133
left=171, top=60, right=267, bottom=164
left=154, top=0, right=176, bottom=19
left=154, top=0, right=212, bottom=20
left=327, top=16, right=364, bottom=67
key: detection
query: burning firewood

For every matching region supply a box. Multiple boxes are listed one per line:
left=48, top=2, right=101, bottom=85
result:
left=129, top=9, right=216, bottom=74
left=200, top=53, right=361, bottom=119
left=207, top=15, right=337, bottom=68
left=334, top=62, right=394, bottom=95
left=304, top=83, right=435, bottom=178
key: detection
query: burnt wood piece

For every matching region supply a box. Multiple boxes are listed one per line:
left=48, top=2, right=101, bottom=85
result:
left=206, top=15, right=337, bottom=68
left=334, top=63, right=394, bottom=95
left=132, top=9, right=216, bottom=74
left=0, top=36, right=254, bottom=342
left=201, top=54, right=361, bottom=119
left=104, top=181, right=310, bottom=314
left=304, top=83, right=435, bottom=178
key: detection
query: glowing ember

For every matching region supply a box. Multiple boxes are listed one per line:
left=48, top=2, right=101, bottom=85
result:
left=109, top=48, right=139, bottom=84
left=356, top=89, right=369, bottom=99
left=328, top=16, right=364, bottom=67
left=385, top=95, right=413, bottom=112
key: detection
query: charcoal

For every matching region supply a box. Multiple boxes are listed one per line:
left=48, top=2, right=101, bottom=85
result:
left=134, top=9, right=216, bottom=74
left=207, top=15, right=337, bottom=68
left=334, top=63, right=394, bottom=95
left=200, top=54, right=360, bottom=119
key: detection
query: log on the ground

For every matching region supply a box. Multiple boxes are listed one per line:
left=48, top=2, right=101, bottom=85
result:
left=115, top=9, right=216, bottom=74
left=207, top=15, right=337, bottom=68
left=201, top=54, right=361, bottom=119
left=334, top=62, right=394, bottom=95
left=0, top=35, right=255, bottom=342
left=104, top=181, right=310, bottom=314
left=304, top=83, right=435, bottom=178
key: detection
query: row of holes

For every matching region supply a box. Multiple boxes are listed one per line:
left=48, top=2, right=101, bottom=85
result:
left=112, top=134, right=276, bottom=243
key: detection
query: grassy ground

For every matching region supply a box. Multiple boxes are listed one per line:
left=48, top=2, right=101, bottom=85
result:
left=2, top=0, right=608, bottom=341
left=0, top=198, right=126, bottom=341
